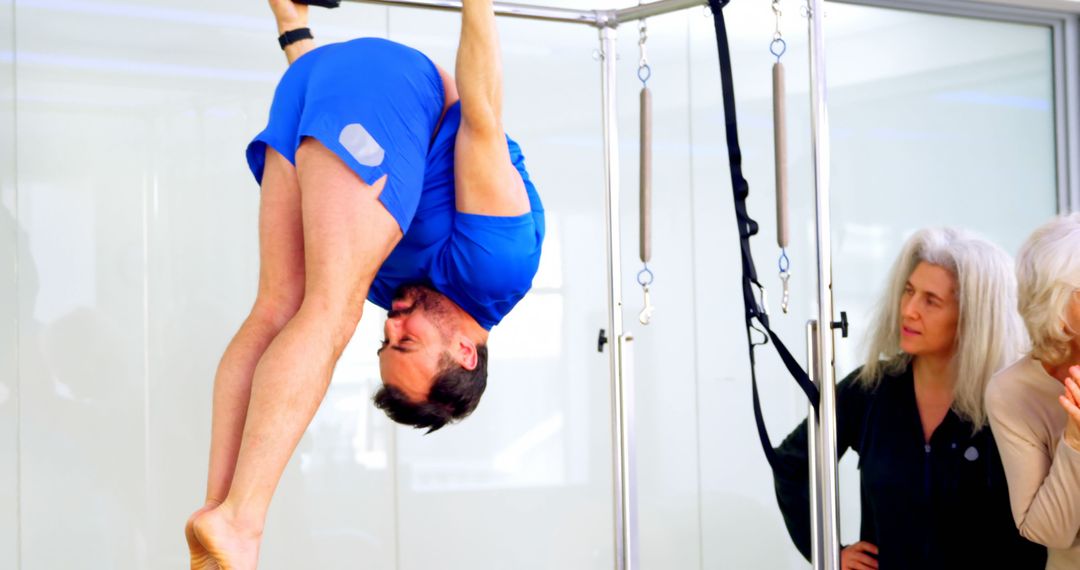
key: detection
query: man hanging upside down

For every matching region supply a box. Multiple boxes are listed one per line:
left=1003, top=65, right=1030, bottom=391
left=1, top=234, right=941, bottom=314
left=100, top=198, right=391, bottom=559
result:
left=185, top=0, right=544, bottom=567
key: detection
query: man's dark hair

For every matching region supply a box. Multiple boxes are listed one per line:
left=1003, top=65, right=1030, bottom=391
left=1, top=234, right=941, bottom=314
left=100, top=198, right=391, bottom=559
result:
left=373, top=344, right=488, bottom=433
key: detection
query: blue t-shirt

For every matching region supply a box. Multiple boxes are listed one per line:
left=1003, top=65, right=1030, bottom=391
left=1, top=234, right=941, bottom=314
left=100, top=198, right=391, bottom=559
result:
left=367, top=103, right=546, bottom=330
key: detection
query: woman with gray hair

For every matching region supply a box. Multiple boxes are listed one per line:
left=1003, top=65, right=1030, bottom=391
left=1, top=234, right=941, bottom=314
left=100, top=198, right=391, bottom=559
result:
left=987, top=213, right=1080, bottom=570
left=773, top=228, right=1045, bottom=569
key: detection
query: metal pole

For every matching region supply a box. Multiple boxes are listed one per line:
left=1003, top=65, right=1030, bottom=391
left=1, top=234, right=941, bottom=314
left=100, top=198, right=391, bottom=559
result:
left=599, top=24, right=635, bottom=570
left=807, top=0, right=841, bottom=568
left=342, top=0, right=599, bottom=25
left=341, top=0, right=709, bottom=27
left=613, top=0, right=707, bottom=25
left=806, top=320, right=823, bottom=570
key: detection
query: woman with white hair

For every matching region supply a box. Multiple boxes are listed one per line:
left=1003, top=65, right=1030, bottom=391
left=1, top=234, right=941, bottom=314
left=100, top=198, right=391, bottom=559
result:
left=986, top=213, right=1080, bottom=570
left=773, top=228, right=1045, bottom=569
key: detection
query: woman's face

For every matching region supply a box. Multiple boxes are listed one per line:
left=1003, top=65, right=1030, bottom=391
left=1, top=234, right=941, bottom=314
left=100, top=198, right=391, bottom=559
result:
left=899, top=262, right=960, bottom=359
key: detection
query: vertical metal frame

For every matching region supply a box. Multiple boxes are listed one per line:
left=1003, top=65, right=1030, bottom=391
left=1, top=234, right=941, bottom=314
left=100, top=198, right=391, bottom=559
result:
left=597, top=23, right=634, bottom=570
left=806, top=0, right=842, bottom=567
left=806, top=321, right=823, bottom=569
left=1062, top=16, right=1080, bottom=212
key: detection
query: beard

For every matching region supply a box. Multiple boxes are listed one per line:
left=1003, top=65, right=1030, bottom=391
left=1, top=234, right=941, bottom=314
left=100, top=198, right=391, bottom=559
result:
left=389, top=284, right=455, bottom=339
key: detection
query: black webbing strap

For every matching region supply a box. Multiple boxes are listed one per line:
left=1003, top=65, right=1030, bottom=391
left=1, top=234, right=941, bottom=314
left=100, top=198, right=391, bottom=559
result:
left=706, top=0, right=819, bottom=468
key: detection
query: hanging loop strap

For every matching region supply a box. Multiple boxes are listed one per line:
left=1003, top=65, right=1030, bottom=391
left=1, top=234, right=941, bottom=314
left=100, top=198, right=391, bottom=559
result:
left=707, top=0, right=819, bottom=469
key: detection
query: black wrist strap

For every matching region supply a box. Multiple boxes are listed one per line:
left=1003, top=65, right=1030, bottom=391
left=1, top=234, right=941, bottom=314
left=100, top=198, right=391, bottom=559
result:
left=278, top=28, right=313, bottom=50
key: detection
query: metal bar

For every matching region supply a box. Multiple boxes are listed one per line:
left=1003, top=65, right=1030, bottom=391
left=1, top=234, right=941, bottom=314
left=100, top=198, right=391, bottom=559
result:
left=599, top=25, right=634, bottom=570
left=1053, top=19, right=1070, bottom=213
left=832, top=0, right=1077, bottom=25
left=1064, top=16, right=1080, bottom=211
left=613, top=0, right=707, bottom=26
left=806, top=321, right=823, bottom=570
left=342, top=0, right=600, bottom=25
left=807, top=0, right=841, bottom=568
left=618, top=334, right=639, bottom=570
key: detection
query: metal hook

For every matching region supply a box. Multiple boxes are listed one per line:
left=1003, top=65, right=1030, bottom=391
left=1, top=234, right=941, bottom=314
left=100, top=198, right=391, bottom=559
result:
left=752, top=281, right=770, bottom=318
left=638, top=284, right=654, bottom=326
left=750, top=319, right=769, bottom=347
left=638, top=18, right=650, bottom=85
left=778, top=250, right=791, bottom=314
left=637, top=266, right=654, bottom=326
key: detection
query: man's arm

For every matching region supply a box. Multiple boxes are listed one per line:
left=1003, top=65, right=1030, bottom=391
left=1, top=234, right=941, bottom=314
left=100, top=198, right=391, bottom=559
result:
left=454, top=0, right=531, bottom=217
left=270, top=0, right=316, bottom=65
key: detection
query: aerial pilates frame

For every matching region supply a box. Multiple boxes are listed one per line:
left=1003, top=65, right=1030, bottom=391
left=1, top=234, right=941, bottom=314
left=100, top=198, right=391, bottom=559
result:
left=344, top=0, right=845, bottom=568
left=341, top=1, right=1080, bottom=570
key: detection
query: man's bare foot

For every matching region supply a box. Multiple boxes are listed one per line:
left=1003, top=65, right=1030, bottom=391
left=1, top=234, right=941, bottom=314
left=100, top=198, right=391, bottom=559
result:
left=190, top=505, right=263, bottom=570
left=186, top=501, right=221, bottom=570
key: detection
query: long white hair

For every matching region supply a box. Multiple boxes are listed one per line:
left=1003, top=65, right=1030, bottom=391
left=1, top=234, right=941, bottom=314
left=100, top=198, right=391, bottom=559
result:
left=858, top=228, right=1026, bottom=429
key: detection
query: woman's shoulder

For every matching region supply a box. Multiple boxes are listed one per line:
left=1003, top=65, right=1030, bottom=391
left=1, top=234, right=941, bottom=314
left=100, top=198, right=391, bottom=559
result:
left=839, top=362, right=909, bottom=393
left=987, top=355, right=1042, bottom=404
left=986, top=355, right=1059, bottom=422
left=836, top=365, right=889, bottom=408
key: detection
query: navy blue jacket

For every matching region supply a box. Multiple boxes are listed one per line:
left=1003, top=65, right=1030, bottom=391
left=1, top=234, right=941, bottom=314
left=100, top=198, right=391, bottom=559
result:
left=772, top=365, right=1045, bottom=569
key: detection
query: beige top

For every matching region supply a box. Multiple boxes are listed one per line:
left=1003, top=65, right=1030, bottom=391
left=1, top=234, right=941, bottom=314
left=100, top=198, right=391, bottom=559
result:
left=986, top=355, right=1080, bottom=570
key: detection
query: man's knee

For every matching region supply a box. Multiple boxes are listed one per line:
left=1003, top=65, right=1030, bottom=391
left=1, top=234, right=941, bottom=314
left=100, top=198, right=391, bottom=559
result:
left=295, top=292, right=365, bottom=353
left=250, top=291, right=304, bottom=333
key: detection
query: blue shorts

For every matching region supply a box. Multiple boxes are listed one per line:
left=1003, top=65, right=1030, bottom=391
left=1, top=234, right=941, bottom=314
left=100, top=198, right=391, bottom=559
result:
left=246, top=37, right=444, bottom=234
left=248, top=38, right=545, bottom=330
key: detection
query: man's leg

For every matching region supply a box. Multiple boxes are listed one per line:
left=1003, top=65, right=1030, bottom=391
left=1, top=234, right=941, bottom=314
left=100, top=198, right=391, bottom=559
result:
left=192, top=138, right=400, bottom=570
left=186, top=146, right=306, bottom=567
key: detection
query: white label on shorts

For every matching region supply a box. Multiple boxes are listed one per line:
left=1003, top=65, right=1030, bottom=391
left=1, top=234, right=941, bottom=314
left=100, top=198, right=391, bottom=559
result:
left=339, top=123, right=385, bottom=167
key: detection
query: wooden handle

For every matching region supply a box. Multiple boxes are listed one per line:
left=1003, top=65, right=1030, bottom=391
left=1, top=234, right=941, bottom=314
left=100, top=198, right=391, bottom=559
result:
left=773, top=62, right=789, bottom=250
left=640, top=86, right=653, bottom=263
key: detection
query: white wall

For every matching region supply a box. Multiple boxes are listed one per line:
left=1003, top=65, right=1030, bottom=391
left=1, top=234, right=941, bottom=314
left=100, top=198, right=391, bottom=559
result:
left=0, top=0, right=1061, bottom=569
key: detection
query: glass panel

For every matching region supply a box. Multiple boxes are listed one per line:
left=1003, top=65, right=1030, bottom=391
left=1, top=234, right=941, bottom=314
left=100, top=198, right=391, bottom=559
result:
left=388, top=7, right=616, bottom=570
left=14, top=0, right=618, bottom=568
left=15, top=0, right=151, bottom=564
left=661, top=3, right=1056, bottom=568
left=12, top=1, right=394, bottom=568
left=8, top=0, right=1060, bottom=568
left=142, top=3, right=400, bottom=569
left=614, top=10, right=704, bottom=570
left=1, top=0, right=17, bottom=565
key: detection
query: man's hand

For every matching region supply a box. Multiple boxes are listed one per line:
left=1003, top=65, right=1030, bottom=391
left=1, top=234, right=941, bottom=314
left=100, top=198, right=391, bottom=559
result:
left=1059, top=366, right=1080, bottom=451
left=269, top=0, right=309, bottom=34
left=841, top=541, right=879, bottom=570
left=268, top=0, right=315, bottom=64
